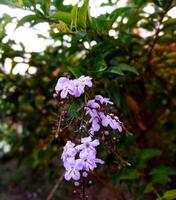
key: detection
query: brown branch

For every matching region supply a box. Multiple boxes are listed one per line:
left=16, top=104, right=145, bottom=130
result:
left=147, top=0, right=174, bottom=63
left=47, top=173, right=64, bottom=200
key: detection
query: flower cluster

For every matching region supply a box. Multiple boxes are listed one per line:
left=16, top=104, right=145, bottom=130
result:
left=61, top=137, right=104, bottom=181
left=55, top=76, right=92, bottom=99
left=84, top=95, right=122, bottom=135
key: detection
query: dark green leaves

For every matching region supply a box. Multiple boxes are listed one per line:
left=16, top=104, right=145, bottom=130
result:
left=108, top=63, right=139, bottom=75
left=41, top=0, right=51, bottom=15
left=66, top=99, right=84, bottom=123
left=93, top=54, right=107, bottom=72
left=77, top=0, right=89, bottom=29
left=16, top=14, right=42, bottom=29
left=150, top=166, right=176, bottom=184
left=158, top=189, right=176, bottom=200
left=49, top=11, right=72, bottom=24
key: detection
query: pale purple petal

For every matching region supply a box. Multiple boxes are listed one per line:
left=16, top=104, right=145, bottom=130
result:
left=78, top=76, right=92, bottom=87
left=60, top=89, right=69, bottom=99
left=95, top=95, right=113, bottom=105
left=64, top=170, right=72, bottom=181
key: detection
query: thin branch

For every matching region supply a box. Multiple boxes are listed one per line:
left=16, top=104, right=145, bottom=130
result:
left=147, top=0, right=174, bottom=66
left=81, top=176, right=86, bottom=200
left=47, top=173, right=64, bottom=200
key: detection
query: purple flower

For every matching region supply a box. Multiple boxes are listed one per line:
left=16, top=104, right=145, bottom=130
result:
left=76, top=137, right=99, bottom=153
left=84, top=96, right=122, bottom=135
left=55, top=77, right=74, bottom=99
left=70, top=79, right=85, bottom=97
left=101, top=114, right=122, bottom=132
left=78, top=151, right=104, bottom=172
left=61, top=137, right=104, bottom=181
left=64, top=159, right=82, bottom=181
left=90, top=118, right=100, bottom=133
left=78, top=75, right=92, bottom=87
left=95, top=95, right=113, bottom=105
left=55, top=77, right=69, bottom=92
left=86, top=100, right=100, bottom=109
left=55, top=76, right=93, bottom=99
left=61, top=141, right=77, bottom=167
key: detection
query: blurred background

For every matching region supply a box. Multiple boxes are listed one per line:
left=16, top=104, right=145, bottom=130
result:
left=0, top=0, right=176, bottom=199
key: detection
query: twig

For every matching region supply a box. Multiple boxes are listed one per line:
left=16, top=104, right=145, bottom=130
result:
left=55, top=114, right=62, bottom=138
left=47, top=173, right=64, bottom=200
left=147, top=0, right=174, bottom=69
left=81, top=176, right=86, bottom=200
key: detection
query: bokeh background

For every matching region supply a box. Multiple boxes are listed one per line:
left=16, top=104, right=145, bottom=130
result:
left=0, top=0, right=176, bottom=199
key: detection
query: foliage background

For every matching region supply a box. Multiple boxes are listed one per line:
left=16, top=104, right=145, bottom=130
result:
left=0, top=0, right=176, bottom=199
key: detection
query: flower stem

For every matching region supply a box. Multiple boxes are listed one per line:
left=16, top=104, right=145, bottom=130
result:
left=82, top=176, right=86, bottom=200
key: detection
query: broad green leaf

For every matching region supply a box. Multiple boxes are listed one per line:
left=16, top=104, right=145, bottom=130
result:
left=118, top=168, right=140, bottom=180
left=163, top=18, right=176, bottom=29
left=49, top=11, right=72, bottom=24
left=68, top=66, right=84, bottom=78
left=23, top=0, right=35, bottom=7
left=0, top=0, right=19, bottom=7
left=70, top=4, right=78, bottom=32
left=16, top=14, right=41, bottom=29
left=108, top=64, right=139, bottom=75
left=163, top=189, right=176, bottom=200
left=109, top=6, right=132, bottom=27
left=108, top=66, right=125, bottom=75
left=89, top=16, right=111, bottom=35
left=150, top=166, right=176, bottom=176
left=144, top=183, right=154, bottom=193
left=150, top=166, right=176, bottom=184
left=139, top=148, right=161, bottom=166
left=41, top=0, right=51, bottom=15
left=77, top=0, right=89, bottom=29
left=94, top=54, right=107, bottom=72
left=66, top=100, right=83, bottom=122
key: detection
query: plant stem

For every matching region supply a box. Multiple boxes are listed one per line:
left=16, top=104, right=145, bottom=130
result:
left=47, top=173, right=64, bottom=200
left=82, top=176, right=86, bottom=200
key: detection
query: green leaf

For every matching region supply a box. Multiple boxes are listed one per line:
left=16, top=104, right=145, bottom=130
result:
left=68, top=66, right=84, bottom=78
left=94, top=54, right=107, bottom=72
left=108, top=66, right=125, bottom=75
left=70, top=4, right=78, bottom=32
left=0, top=0, right=19, bottom=8
left=144, top=183, right=154, bottom=193
left=163, top=189, right=176, bottom=200
left=139, top=148, right=161, bottom=166
left=16, top=14, right=41, bottom=29
left=66, top=100, right=83, bottom=122
left=150, top=166, right=176, bottom=184
left=150, top=166, right=176, bottom=176
left=89, top=16, right=111, bottom=35
left=118, top=168, right=140, bottom=180
left=163, top=18, right=176, bottom=29
left=109, top=6, right=132, bottom=27
left=108, top=63, right=139, bottom=75
left=41, top=0, right=51, bottom=15
left=49, top=11, right=72, bottom=24
left=77, top=0, right=89, bottom=29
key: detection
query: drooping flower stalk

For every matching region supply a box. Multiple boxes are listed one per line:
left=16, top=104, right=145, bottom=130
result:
left=84, top=95, right=122, bottom=136
left=54, top=75, right=125, bottom=198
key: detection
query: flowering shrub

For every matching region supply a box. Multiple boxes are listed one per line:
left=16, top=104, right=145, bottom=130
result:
left=54, top=75, right=124, bottom=198
left=1, top=0, right=176, bottom=199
